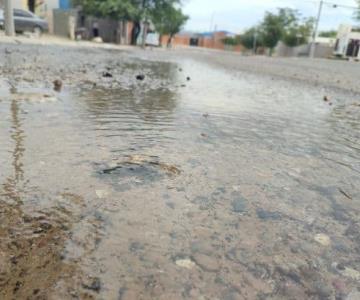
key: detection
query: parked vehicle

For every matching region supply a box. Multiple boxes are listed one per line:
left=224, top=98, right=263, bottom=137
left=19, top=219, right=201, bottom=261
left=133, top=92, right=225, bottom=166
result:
left=0, top=9, right=48, bottom=35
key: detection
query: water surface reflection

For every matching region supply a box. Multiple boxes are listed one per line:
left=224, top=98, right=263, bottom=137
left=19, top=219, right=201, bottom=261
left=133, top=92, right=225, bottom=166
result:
left=0, top=58, right=359, bottom=299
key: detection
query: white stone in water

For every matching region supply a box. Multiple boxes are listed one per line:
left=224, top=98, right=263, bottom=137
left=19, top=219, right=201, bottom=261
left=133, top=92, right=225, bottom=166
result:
left=95, top=190, right=108, bottom=199
left=175, top=258, right=196, bottom=269
left=314, top=234, right=331, bottom=246
left=341, top=267, right=360, bottom=281
left=12, top=92, right=57, bottom=103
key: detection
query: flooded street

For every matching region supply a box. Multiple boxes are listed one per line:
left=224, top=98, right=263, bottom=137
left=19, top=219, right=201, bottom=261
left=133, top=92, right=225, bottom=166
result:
left=1, top=44, right=360, bottom=299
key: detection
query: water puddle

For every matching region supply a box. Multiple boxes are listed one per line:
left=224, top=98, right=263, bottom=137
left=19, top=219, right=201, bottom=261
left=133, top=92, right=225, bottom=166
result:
left=0, top=53, right=360, bottom=299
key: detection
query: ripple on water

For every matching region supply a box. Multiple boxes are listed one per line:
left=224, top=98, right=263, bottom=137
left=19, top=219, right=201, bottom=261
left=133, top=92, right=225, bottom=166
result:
left=1, top=58, right=360, bottom=299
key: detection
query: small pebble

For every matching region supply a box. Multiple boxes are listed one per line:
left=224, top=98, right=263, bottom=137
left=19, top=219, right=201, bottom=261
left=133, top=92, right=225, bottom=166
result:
left=314, top=233, right=331, bottom=246
left=102, top=72, right=113, bottom=78
left=53, top=79, right=62, bottom=92
left=95, top=190, right=108, bottom=199
left=82, top=278, right=101, bottom=293
left=231, top=198, right=247, bottom=213
left=175, top=258, right=196, bottom=269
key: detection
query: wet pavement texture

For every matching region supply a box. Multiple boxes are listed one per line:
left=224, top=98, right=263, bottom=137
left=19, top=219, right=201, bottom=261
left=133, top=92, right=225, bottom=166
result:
left=0, top=44, right=360, bottom=299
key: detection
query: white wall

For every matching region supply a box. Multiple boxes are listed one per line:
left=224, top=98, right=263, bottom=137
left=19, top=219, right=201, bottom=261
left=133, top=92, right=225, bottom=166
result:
left=42, top=0, right=59, bottom=12
left=334, top=25, right=360, bottom=57
left=12, top=0, right=25, bottom=9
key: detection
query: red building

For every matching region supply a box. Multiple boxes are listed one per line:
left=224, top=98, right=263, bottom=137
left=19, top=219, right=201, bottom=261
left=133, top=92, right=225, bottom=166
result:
left=160, top=31, right=243, bottom=52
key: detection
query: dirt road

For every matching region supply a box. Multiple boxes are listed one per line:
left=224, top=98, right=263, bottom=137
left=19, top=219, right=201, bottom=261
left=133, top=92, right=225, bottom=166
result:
left=0, top=41, right=360, bottom=300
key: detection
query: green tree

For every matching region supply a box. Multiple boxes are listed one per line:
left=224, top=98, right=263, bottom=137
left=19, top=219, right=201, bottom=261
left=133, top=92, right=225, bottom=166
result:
left=239, top=27, right=263, bottom=51
left=151, top=1, right=188, bottom=47
left=260, top=8, right=298, bottom=54
left=74, top=0, right=184, bottom=45
left=282, top=17, right=314, bottom=47
left=222, top=36, right=241, bottom=46
left=355, top=0, right=360, bottom=20
left=74, top=0, right=140, bottom=44
left=319, top=30, right=337, bottom=38
left=74, top=0, right=139, bottom=19
left=245, top=8, right=315, bottom=54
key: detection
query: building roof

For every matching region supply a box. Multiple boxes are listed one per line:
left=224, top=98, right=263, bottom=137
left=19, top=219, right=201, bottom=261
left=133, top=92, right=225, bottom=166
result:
left=199, top=30, right=235, bottom=37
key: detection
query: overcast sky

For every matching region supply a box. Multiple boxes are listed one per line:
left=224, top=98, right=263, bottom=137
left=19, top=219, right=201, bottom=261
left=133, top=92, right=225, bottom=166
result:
left=182, top=0, right=359, bottom=33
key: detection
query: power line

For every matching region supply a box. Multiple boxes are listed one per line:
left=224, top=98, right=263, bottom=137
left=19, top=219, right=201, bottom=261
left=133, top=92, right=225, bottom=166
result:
left=323, top=1, right=358, bottom=10
left=309, top=0, right=358, bottom=58
left=274, top=0, right=358, bottom=10
left=310, top=0, right=324, bottom=58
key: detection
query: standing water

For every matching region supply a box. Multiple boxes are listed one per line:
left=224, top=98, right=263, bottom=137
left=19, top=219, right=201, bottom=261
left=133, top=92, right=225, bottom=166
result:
left=0, top=51, right=360, bottom=299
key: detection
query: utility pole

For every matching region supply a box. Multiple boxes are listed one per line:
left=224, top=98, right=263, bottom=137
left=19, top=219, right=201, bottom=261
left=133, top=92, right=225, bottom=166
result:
left=141, top=0, right=148, bottom=48
left=4, top=0, right=15, bottom=36
left=209, top=12, right=215, bottom=32
left=309, top=0, right=324, bottom=58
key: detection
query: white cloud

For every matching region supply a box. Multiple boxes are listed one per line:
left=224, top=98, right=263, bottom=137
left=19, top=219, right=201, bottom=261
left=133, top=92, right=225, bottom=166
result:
left=182, top=0, right=359, bottom=33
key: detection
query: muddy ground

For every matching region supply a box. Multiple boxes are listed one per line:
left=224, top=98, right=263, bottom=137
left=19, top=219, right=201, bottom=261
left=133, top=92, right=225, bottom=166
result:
left=0, top=43, right=360, bottom=300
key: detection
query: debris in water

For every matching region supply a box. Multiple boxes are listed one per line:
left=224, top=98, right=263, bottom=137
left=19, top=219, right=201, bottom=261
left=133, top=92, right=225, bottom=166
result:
left=175, top=258, right=196, bottom=269
left=323, top=96, right=329, bottom=102
left=203, top=113, right=209, bottom=118
left=136, top=74, right=145, bottom=81
left=101, top=155, right=181, bottom=177
left=53, top=79, right=63, bottom=92
left=82, top=278, right=101, bottom=292
left=314, top=234, right=331, bottom=246
left=11, top=92, right=57, bottom=103
left=102, top=72, right=113, bottom=78
left=200, top=133, right=208, bottom=138
left=339, top=188, right=352, bottom=200
left=186, top=76, right=191, bottom=81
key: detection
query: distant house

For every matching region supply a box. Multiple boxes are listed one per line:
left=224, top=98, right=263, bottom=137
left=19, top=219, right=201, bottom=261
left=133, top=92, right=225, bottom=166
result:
left=334, top=24, right=360, bottom=59
left=160, top=30, right=242, bottom=52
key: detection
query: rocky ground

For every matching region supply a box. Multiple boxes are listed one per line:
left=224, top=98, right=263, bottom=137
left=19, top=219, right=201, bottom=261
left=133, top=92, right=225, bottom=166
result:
left=0, top=36, right=359, bottom=93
